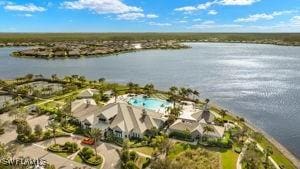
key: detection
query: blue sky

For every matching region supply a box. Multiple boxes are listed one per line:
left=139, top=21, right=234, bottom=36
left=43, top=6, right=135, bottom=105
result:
left=0, top=0, right=300, bottom=32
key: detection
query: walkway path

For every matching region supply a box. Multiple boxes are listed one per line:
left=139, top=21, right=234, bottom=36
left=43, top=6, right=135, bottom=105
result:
left=237, top=138, right=281, bottom=169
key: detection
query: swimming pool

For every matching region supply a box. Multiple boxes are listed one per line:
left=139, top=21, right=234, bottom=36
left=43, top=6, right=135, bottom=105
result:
left=128, top=96, right=172, bottom=111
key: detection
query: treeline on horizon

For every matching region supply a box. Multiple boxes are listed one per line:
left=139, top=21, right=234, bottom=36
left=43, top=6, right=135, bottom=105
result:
left=0, top=33, right=300, bottom=43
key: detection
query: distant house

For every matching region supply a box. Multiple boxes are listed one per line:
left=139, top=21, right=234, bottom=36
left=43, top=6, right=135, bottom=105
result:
left=77, top=89, right=99, bottom=98
left=71, top=99, right=101, bottom=127
left=168, top=120, right=225, bottom=140
left=190, top=110, right=215, bottom=123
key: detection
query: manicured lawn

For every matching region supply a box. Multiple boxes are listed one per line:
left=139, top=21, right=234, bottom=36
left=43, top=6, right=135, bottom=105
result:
left=74, top=155, right=83, bottom=163
left=73, top=155, right=102, bottom=169
left=55, top=152, right=72, bottom=158
left=168, top=143, right=192, bottom=159
left=135, top=156, right=148, bottom=168
left=221, top=149, right=238, bottom=169
left=131, top=147, right=154, bottom=156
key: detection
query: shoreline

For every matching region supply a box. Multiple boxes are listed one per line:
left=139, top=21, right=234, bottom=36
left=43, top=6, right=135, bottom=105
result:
left=208, top=101, right=300, bottom=168
left=1, top=40, right=300, bottom=49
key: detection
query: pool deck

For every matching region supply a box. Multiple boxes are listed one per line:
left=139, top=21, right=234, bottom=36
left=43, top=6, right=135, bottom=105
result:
left=107, top=94, right=205, bottom=120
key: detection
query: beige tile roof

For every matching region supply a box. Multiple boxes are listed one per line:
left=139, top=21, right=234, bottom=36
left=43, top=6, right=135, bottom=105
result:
left=109, top=103, right=164, bottom=134
left=71, top=99, right=101, bottom=123
left=78, top=88, right=99, bottom=98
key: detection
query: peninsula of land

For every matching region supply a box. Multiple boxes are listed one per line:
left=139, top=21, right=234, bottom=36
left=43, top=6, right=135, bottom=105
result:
left=11, top=40, right=188, bottom=58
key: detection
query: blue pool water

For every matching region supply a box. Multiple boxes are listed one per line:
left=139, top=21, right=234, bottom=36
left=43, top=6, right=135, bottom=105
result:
left=128, top=97, right=172, bottom=111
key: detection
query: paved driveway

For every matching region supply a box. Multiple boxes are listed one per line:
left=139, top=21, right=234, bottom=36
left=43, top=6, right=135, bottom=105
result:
left=35, top=135, right=121, bottom=169
left=97, top=143, right=120, bottom=169
left=18, top=144, right=93, bottom=169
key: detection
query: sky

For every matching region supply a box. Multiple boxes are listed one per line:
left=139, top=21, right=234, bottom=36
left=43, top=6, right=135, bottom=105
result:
left=0, top=0, right=300, bottom=32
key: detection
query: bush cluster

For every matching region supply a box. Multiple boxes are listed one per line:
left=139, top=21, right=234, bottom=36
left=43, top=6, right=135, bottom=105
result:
left=78, top=147, right=102, bottom=166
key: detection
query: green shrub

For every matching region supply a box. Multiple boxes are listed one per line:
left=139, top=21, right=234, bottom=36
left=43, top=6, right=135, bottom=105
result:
left=80, top=147, right=95, bottom=159
left=169, top=131, right=193, bottom=142
left=78, top=147, right=102, bottom=166
left=0, top=128, right=4, bottom=135
left=48, top=142, right=79, bottom=153
left=43, top=131, right=51, bottom=139
left=142, top=158, right=151, bottom=169
left=234, top=147, right=242, bottom=153
left=85, top=155, right=102, bottom=166
left=129, top=151, right=138, bottom=161
left=64, top=142, right=79, bottom=153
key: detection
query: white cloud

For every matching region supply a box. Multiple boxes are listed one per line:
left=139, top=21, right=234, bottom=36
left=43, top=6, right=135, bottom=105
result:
left=62, top=0, right=142, bottom=14
left=175, top=0, right=259, bottom=13
left=174, top=6, right=198, bottom=13
left=146, top=14, right=158, bottom=18
left=193, top=18, right=202, bottom=22
left=178, top=20, right=187, bottom=23
left=175, top=1, right=217, bottom=13
left=117, top=13, right=144, bottom=20
left=220, top=0, right=260, bottom=5
left=4, top=3, right=46, bottom=12
left=117, top=13, right=158, bottom=20
left=202, top=20, right=216, bottom=24
left=291, top=16, right=300, bottom=25
left=148, top=22, right=172, bottom=26
left=24, top=13, right=33, bottom=17
left=197, top=1, right=217, bottom=10
left=208, top=10, right=218, bottom=15
left=235, top=10, right=296, bottom=22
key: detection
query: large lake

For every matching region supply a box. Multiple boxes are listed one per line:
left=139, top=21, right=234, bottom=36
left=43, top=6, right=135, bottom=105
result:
left=1, top=43, right=300, bottom=158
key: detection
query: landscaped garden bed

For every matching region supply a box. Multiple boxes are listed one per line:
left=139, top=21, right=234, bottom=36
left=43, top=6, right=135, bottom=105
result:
left=48, top=142, right=79, bottom=153
left=78, top=147, right=103, bottom=166
left=61, top=123, right=77, bottom=133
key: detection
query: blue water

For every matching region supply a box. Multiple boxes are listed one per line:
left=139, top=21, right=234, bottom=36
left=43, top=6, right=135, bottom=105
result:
left=128, top=97, right=171, bottom=111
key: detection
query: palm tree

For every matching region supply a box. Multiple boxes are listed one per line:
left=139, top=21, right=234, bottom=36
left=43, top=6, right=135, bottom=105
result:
left=64, top=76, right=72, bottom=83
left=98, top=78, right=105, bottom=83
left=133, top=83, right=140, bottom=94
left=89, top=128, right=102, bottom=157
left=192, top=90, right=200, bottom=100
left=220, top=109, right=227, bottom=119
left=112, top=87, right=119, bottom=103
left=51, top=74, right=58, bottom=81
left=127, top=82, right=134, bottom=93
left=179, top=87, right=188, bottom=99
left=202, top=125, right=214, bottom=141
left=263, top=146, right=273, bottom=169
left=168, top=86, right=178, bottom=107
left=144, top=84, right=155, bottom=97
left=78, top=76, right=86, bottom=84
left=71, top=75, right=79, bottom=81
left=47, top=121, right=59, bottom=145
left=165, top=114, right=177, bottom=131
left=167, top=107, right=182, bottom=118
